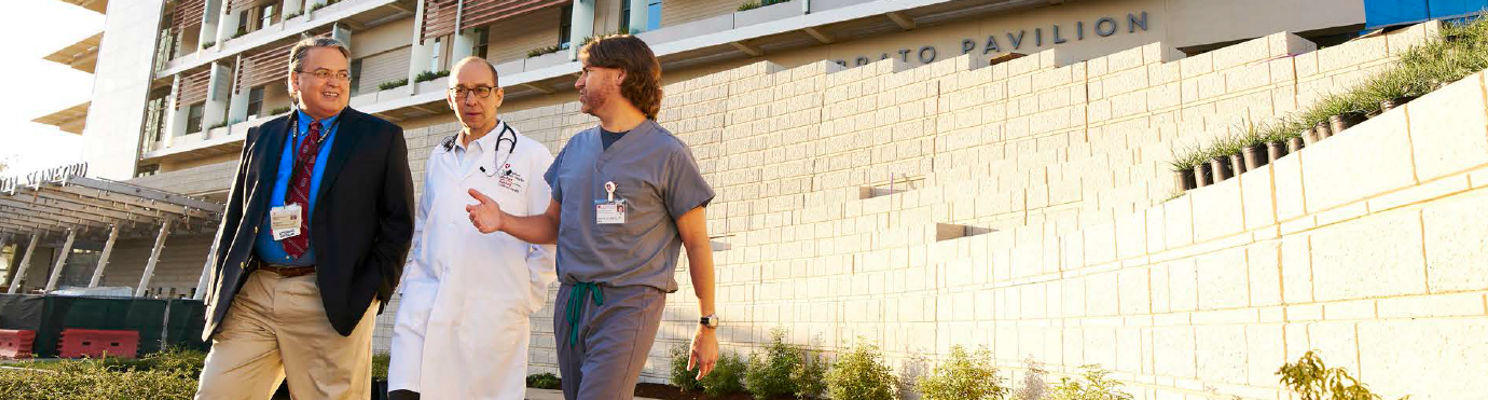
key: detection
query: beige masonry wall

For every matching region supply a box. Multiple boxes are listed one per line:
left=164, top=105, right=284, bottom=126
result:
left=365, top=22, right=1488, bottom=399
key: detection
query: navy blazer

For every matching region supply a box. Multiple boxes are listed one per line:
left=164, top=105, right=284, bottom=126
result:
left=201, top=107, right=415, bottom=339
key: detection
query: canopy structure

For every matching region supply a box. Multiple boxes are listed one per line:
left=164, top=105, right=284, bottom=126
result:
left=0, top=163, right=224, bottom=298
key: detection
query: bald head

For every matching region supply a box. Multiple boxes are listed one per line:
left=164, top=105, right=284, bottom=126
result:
left=450, top=56, right=499, bottom=88
left=447, top=56, right=505, bottom=139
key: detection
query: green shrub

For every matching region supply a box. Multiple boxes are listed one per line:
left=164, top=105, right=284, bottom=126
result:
left=1276, top=350, right=1391, bottom=400
left=746, top=329, right=803, bottom=399
left=918, top=346, right=1008, bottom=400
left=378, top=79, right=409, bottom=90
left=792, top=350, right=828, bottom=399
left=1046, top=365, right=1132, bottom=400
left=100, top=346, right=207, bottom=377
left=669, top=343, right=703, bottom=391
left=269, top=106, right=292, bottom=115
left=414, top=70, right=450, bottom=83
left=825, top=342, right=896, bottom=400
left=200, top=41, right=215, bottom=50
left=310, top=2, right=326, bottom=12
left=0, top=361, right=197, bottom=400
left=739, top=0, right=790, bottom=11
left=527, top=372, right=561, bottom=389
left=371, top=353, right=390, bottom=380
left=702, top=352, right=749, bottom=396
left=528, top=44, right=564, bottom=58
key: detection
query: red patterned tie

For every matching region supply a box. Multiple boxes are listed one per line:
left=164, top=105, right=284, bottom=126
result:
left=283, top=120, right=322, bottom=259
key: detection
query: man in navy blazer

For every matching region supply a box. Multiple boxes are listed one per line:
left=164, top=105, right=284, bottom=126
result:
left=194, top=36, right=414, bottom=400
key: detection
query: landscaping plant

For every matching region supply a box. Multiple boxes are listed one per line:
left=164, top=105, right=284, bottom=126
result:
left=824, top=342, right=897, bottom=400
left=917, top=345, right=1008, bottom=400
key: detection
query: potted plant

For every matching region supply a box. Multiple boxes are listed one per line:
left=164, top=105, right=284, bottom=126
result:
left=1194, top=156, right=1212, bottom=188
left=1236, top=119, right=1270, bottom=171
left=1168, top=144, right=1204, bottom=191
left=1324, top=94, right=1369, bottom=134
left=1208, top=141, right=1235, bottom=183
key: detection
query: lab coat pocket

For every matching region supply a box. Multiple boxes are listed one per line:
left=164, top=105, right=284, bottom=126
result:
left=393, top=280, right=438, bottom=334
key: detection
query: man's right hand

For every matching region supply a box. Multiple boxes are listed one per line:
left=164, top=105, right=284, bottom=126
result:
left=466, top=188, right=504, bottom=233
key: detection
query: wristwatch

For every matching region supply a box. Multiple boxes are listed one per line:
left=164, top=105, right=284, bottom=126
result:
left=700, top=314, right=720, bottom=329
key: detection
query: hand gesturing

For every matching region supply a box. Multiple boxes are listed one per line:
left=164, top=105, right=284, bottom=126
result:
left=465, top=188, right=504, bottom=233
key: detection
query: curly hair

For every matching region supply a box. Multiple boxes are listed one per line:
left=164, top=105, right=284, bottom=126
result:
left=579, top=35, right=663, bottom=120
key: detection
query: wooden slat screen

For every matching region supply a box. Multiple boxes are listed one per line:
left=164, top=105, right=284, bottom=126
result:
left=459, top=0, right=571, bottom=31
left=175, top=68, right=213, bottom=109
left=420, top=0, right=460, bottom=43
left=235, top=41, right=296, bottom=93
left=170, top=0, right=207, bottom=37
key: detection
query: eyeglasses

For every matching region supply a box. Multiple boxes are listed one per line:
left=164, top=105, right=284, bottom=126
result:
left=450, top=86, right=496, bottom=99
left=296, top=69, right=351, bottom=81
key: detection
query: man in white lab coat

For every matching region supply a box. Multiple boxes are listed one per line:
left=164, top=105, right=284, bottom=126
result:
left=388, top=56, right=557, bottom=400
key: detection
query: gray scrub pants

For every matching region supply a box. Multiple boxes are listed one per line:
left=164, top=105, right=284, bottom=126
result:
left=554, top=282, right=667, bottom=400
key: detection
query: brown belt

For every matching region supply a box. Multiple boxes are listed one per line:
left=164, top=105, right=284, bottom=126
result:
left=257, top=260, right=316, bottom=278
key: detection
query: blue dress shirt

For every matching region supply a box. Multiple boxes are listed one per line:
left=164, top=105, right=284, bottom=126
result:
left=254, top=110, right=340, bottom=266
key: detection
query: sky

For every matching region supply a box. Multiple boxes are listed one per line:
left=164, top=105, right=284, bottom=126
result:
left=0, top=2, right=105, bottom=175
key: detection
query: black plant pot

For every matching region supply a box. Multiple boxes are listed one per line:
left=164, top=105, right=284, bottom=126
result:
left=1242, top=144, right=1267, bottom=170
left=1303, top=127, right=1320, bottom=146
left=1330, top=112, right=1366, bottom=134
left=1210, top=157, right=1232, bottom=183
left=1267, top=141, right=1287, bottom=163
left=1175, top=169, right=1196, bottom=191
left=1195, top=162, right=1212, bottom=187
left=1380, top=96, right=1417, bottom=112
left=1287, top=137, right=1304, bottom=154
left=1229, top=153, right=1246, bottom=177
left=1314, top=121, right=1333, bottom=140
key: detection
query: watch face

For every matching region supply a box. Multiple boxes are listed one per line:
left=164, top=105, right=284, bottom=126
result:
left=702, top=316, right=719, bottom=327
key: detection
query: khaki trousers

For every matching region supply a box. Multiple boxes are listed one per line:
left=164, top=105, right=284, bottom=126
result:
left=195, top=270, right=378, bottom=400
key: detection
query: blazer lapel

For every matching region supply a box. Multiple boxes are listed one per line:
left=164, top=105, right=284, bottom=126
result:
left=248, top=117, right=289, bottom=207
left=313, top=108, right=366, bottom=216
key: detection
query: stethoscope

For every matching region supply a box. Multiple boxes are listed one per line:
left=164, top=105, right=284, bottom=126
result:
left=442, top=122, right=518, bottom=177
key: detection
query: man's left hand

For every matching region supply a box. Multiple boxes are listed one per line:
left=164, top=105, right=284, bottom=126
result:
left=688, top=325, right=718, bottom=380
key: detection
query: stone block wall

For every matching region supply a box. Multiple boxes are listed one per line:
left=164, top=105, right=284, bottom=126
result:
left=368, top=22, right=1488, bottom=399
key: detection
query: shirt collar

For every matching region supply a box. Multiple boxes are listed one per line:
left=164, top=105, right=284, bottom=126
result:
left=295, top=109, right=341, bottom=131
left=455, top=120, right=505, bottom=152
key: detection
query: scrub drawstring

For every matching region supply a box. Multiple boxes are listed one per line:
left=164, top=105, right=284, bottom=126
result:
left=565, top=282, right=604, bottom=346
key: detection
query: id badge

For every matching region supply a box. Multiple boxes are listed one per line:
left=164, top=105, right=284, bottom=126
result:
left=270, top=203, right=304, bottom=240
left=596, top=199, right=627, bottom=224
left=596, top=180, right=626, bottom=225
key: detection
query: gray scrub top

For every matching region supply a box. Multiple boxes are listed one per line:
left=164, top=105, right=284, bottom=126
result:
left=543, top=119, right=715, bottom=292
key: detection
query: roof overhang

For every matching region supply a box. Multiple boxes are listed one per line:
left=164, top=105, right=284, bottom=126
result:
left=0, top=163, right=224, bottom=243
left=32, top=102, right=90, bottom=135
left=51, top=0, right=108, bottom=14
left=44, top=32, right=102, bottom=73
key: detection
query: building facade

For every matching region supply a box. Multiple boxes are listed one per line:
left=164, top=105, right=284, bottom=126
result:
left=15, top=0, right=1488, bottom=398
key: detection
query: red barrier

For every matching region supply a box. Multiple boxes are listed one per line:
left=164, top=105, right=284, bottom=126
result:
left=58, top=329, right=140, bottom=359
left=0, top=329, right=36, bottom=359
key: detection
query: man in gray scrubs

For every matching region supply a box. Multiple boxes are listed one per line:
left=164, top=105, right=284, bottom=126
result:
left=465, top=34, right=719, bottom=399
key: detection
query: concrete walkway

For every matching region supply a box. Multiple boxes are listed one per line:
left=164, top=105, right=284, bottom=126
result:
left=526, top=388, right=661, bottom=400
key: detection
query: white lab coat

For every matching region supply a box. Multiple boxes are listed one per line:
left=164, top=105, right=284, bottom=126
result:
left=389, top=121, right=557, bottom=400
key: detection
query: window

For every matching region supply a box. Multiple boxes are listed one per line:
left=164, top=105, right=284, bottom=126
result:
left=259, top=4, right=275, bottom=29
left=430, top=37, right=443, bottom=73
left=237, top=11, right=250, bottom=34
left=474, top=28, right=488, bottom=59
left=247, top=87, right=265, bottom=118
left=647, top=0, right=661, bottom=30
left=620, top=1, right=629, bottom=34
left=559, top=5, right=573, bottom=49
left=620, top=0, right=661, bottom=33
left=349, top=59, right=362, bottom=96
left=186, top=103, right=205, bottom=134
